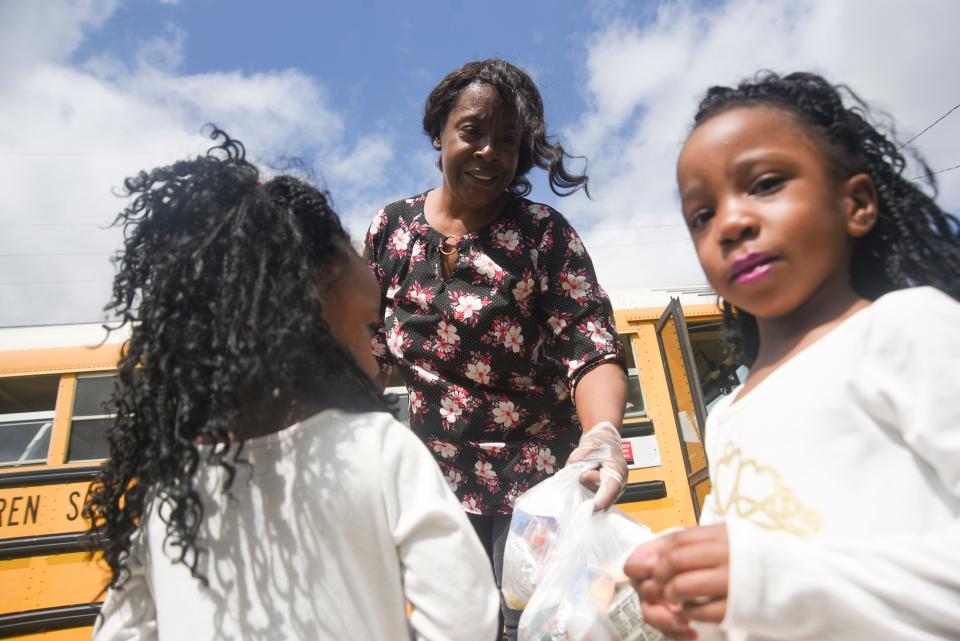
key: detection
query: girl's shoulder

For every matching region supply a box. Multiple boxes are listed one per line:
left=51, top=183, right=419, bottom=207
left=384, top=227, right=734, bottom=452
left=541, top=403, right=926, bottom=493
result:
left=854, top=286, right=960, bottom=370
left=243, top=409, right=403, bottom=456
left=864, top=286, right=959, bottom=331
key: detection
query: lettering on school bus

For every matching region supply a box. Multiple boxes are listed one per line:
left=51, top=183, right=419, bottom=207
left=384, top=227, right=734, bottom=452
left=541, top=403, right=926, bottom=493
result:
left=0, top=494, right=41, bottom=527
left=0, top=482, right=92, bottom=537
left=67, top=489, right=84, bottom=521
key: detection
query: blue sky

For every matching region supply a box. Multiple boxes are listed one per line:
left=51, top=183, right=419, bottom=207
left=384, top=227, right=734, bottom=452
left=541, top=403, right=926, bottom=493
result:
left=77, top=1, right=600, bottom=142
left=2, top=0, right=959, bottom=326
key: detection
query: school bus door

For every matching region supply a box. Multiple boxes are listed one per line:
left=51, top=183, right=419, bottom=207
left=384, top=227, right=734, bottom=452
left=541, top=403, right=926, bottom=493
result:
left=655, top=298, right=711, bottom=519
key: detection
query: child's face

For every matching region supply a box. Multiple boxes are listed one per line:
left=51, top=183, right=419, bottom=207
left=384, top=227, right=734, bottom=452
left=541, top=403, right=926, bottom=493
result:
left=321, top=251, right=382, bottom=386
left=677, top=106, right=867, bottom=322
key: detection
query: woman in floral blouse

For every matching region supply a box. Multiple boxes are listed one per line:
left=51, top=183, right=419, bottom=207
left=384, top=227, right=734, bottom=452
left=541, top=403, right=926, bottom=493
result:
left=364, top=58, right=627, bottom=639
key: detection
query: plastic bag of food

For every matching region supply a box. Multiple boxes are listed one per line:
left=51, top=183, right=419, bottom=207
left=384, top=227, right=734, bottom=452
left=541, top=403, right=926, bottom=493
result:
left=502, top=460, right=597, bottom=610
left=517, top=501, right=664, bottom=641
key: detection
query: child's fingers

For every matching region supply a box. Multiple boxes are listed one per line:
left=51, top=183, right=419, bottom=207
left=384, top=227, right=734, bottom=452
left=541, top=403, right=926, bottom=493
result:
left=635, top=577, right=664, bottom=603
left=639, top=601, right=698, bottom=640
left=661, top=567, right=728, bottom=604
left=665, top=523, right=728, bottom=546
left=683, top=597, right=728, bottom=624
left=624, top=539, right=663, bottom=580
left=652, top=539, right=728, bottom=584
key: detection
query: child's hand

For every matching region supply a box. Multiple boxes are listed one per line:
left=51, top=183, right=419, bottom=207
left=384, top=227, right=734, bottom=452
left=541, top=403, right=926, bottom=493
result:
left=623, top=541, right=698, bottom=640
left=624, top=524, right=730, bottom=638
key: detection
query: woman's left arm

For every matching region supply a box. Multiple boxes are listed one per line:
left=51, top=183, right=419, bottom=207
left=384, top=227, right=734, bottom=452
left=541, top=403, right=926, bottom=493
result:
left=573, top=362, right=627, bottom=429
left=531, top=207, right=629, bottom=510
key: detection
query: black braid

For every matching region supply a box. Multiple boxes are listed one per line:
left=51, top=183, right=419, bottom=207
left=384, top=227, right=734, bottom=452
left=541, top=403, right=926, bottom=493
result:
left=85, top=127, right=389, bottom=590
left=692, top=71, right=960, bottom=365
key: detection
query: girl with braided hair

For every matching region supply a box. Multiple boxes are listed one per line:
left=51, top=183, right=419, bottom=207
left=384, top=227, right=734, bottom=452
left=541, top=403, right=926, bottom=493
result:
left=87, top=128, right=498, bottom=641
left=624, top=72, right=960, bottom=641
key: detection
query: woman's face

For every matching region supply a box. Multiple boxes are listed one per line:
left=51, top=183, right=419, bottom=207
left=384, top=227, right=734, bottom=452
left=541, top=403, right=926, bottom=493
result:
left=321, top=251, right=382, bottom=386
left=435, top=82, right=521, bottom=213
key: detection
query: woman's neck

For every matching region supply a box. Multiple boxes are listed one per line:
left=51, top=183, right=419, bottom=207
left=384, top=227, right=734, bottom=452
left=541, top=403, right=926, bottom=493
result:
left=424, top=186, right=510, bottom=236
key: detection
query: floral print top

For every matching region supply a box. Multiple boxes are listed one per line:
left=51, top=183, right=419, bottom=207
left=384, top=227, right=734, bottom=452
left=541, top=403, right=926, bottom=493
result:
left=364, top=192, right=623, bottom=515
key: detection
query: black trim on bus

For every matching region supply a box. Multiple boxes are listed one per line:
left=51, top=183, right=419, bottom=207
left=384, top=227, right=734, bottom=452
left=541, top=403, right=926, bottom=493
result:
left=616, top=480, right=667, bottom=504
left=0, top=465, right=99, bottom=489
left=622, top=420, right=654, bottom=439
left=0, top=532, right=100, bottom=561
left=0, top=603, right=101, bottom=637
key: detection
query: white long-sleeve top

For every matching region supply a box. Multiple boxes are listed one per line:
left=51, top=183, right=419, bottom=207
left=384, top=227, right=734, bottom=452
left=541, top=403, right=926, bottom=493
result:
left=93, top=409, right=499, bottom=641
left=697, top=286, right=960, bottom=641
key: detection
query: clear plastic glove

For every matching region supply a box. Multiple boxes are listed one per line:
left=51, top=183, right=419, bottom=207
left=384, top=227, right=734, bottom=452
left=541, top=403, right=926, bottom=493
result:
left=566, top=421, right=627, bottom=511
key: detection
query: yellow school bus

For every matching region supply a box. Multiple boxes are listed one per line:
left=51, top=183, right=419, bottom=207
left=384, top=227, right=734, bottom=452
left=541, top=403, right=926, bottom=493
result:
left=0, top=287, right=740, bottom=638
left=0, top=323, right=128, bottom=640
left=607, top=286, right=741, bottom=530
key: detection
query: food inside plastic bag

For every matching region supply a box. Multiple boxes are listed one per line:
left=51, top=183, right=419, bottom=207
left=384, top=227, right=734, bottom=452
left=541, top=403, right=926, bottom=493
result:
left=518, top=502, right=664, bottom=641
left=502, top=461, right=596, bottom=609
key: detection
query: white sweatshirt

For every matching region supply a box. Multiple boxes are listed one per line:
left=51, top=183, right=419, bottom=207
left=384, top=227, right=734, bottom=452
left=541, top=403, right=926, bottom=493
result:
left=93, top=409, right=499, bottom=641
left=697, top=287, right=960, bottom=641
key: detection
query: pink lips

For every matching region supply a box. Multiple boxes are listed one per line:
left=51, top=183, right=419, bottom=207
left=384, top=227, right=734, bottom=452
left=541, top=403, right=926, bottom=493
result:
left=730, top=251, right=777, bottom=284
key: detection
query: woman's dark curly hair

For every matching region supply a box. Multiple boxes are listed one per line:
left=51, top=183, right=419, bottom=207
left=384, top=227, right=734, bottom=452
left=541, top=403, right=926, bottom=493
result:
left=690, top=71, right=960, bottom=365
left=85, top=128, right=388, bottom=590
left=423, top=58, right=589, bottom=198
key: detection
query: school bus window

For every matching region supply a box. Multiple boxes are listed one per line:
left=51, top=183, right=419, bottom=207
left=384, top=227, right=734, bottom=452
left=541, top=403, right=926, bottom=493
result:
left=686, top=321, right=747, bottom=412
left=621, top=334, right=646, bottom=419
left=0, top=374, right=59, bottom=467
left=67, top=373, right=116, bottom=462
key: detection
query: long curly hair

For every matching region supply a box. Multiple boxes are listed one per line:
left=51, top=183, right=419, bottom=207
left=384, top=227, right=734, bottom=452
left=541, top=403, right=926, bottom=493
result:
left=690, top=71, right=960, bottom=365
left=85, top=128, right=388, bottom=589
left=422, top=58, right=589, bottom=197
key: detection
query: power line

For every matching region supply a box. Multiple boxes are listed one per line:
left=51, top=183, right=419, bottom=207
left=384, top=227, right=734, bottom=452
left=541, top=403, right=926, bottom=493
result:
left=0, top=252, right=112, bottom=258
left=0, top=222, right=111, bottom=228
left=342, top=210, right=684, bottom=223
left=900, top=101, right=960, bottom=149
left=1, top=224, right=692, bottom=259
left=910, top=163, right=960, bottom=182
left=588, top=238, right=691, bottom=250
left=0, top=151, right=192, bottom=157
left=0, top=279, right=111, bottom=286
left=585, top=222, right=686, bottom=231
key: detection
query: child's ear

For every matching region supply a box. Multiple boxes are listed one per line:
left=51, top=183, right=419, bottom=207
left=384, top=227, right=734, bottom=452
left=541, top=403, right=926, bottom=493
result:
left=844, top=173, right=878, bottom=238
left=432, top=137, right=442, bottom=150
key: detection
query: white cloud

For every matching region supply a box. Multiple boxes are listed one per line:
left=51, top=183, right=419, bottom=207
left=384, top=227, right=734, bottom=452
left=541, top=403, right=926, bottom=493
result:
left=562, top=0, right=960, bottom=293
left=0, top=0, right=395, bottom=326
left=0, top=0, right=117, bottom=78
left=134, top=24, right=187, bottom=72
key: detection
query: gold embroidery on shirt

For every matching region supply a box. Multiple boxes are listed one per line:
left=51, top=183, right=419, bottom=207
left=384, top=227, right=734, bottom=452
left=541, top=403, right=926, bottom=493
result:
left=712, top=442, right=822, bottom=537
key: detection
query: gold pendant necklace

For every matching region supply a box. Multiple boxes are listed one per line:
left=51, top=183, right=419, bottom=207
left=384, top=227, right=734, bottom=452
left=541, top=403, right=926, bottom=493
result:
left=438, top=236, right=458, bottom=256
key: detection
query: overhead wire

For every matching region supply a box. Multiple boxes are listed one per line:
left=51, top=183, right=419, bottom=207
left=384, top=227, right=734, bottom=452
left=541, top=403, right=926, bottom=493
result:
left=910, top=163, right=960, bottom=182
left=899, top=101, right=960, bottom=149
left=4, top=107, right=958, bottom=287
